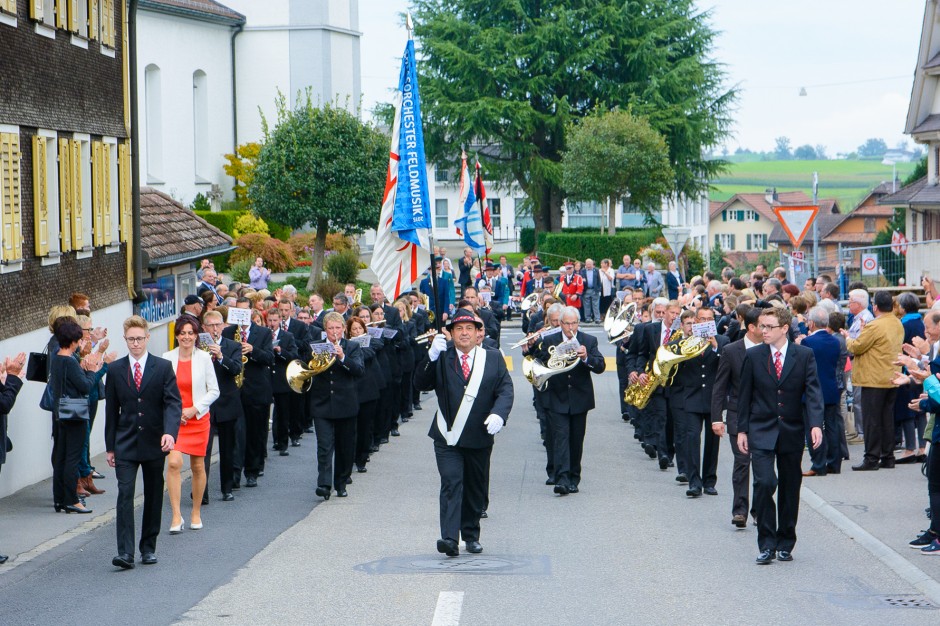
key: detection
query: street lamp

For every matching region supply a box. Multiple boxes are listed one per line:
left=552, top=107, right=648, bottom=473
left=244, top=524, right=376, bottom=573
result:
left=881, top=157, right=897, bottom=193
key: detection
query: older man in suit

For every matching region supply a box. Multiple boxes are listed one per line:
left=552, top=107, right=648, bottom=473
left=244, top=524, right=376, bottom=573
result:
left=801, top=306, right=845, bottom=477
left=105, top=316, right=182, bottom=569
left=711, top=306, right=762, bottom=528
left=738, top=307, right=823, bottom=564
left=201, top=311, right=242, bottom=502
left=266, top=308, right=300, bottom=456
left=416, top=311, right=513, bottom=556
left=532, top=305, right=606, bottom=495
left=666, top=261, right=684, bottom=300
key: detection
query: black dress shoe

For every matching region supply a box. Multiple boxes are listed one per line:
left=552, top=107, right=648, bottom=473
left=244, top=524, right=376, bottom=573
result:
left=756, top=549, right=776, bottom=565
left=413, top=402, right=422, bottom=410
left=686, top=488, right=702, bottom=498
left=315, top=486, right=331, bottom=500
left=852, top=460, right=880, bottom=471
left=112, top=553, right=135, bottom=569
left=0, top=554, right=8, bottom=564
left=336, top=488, right=348, bottom=497
left=545, top=478, right=556, bottom=485
left=291, top=439, right=301, bottom=447
left=279, top=450, right=289, bottom=456
left=659, top=457, right=669, bottom=470
left=245, top=476, right=258, bottom=488
left=676, top=474, right=689, bottom=483
left=222, top=493, right=234, bottom=502
left=390, top=429, right=400, bottom=437
left=356, top=465, right=368, bottom=473
left=465, top=540, right=483, bottom=554
left=704, top=487, right=718, bottom=496
left=480, top=509, right=488, bottom=518
left=732, top=514, right=747, bottom=528
left=880, top=458, right=896, bottom=469
left=568, top=485, right=579, bottom=493
left=140, top=553, right=157, bottom=565
left=379, top=437, right=389, bottom=444
left=232, top=476, right=241, bottom=490
left=304, top=427, right=315, bottom=434
left=622, top=413, right=630, bottom=422
left=896, top=455, right=918, bottom=464
left=554, top=484, right=569, bottom=496
left=777, top=550, right=793, bottom=561
left=826, top=466, right=842, bottom=474
left=436, top=538, right=459, bottom=557
left=643, top=444, right=656, bottom=458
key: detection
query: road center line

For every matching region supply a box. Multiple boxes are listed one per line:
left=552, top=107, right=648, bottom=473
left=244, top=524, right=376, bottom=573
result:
left=431, top=591, right=464, bottom=626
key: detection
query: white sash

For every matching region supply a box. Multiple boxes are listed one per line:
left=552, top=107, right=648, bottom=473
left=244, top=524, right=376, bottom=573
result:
left=436, top=347, right=488, bottom=446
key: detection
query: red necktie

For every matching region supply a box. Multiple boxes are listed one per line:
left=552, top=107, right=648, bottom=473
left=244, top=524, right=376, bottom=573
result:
left=282, top=321, right=288, bottom=332
left=662, top=329, right=670, bottom=346
left=461, top=354, right=471, bottom=380
left=134, top=362, right=142, bottom=391
left=774, top=351, right=782, bottom=379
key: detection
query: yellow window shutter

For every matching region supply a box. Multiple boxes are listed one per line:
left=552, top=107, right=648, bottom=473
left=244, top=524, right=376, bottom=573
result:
left=102, top=145, right=112, bottom=245
left=118, top=141, right=130, bottom=242
left=92, top=141, right=102, bottom=246
left=55, top=0, right=67, bottom=29
left=88, top=0, right=98, bottom=40
left=30, top=0, right=43, bottom=21
left=69, top=0, right=79, bottom=32
left=70, top=139, right=83, bottom=249
left=1, top=133, right=23, bottom=263
left=58, top=138, right=72, bottom=252
left=100, top=0, right=111, bottom=46
left=32, top=136, right=50, bottom=256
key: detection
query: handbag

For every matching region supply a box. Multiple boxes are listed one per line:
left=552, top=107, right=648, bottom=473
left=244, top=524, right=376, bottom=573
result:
left=26, top=346, right=49, bottom=383
left=53, top=358, right=90, bottom=422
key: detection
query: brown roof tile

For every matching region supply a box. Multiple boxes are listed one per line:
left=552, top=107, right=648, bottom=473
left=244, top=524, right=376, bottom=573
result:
left=139, top=0, right=245, bottom=24
left=140, top=187, right=233, bottom=267
left=879, top=176, right=940, bottom=206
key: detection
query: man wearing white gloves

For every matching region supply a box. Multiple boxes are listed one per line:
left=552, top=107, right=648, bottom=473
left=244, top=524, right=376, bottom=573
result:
left=414, top=311, right=514, bottom=557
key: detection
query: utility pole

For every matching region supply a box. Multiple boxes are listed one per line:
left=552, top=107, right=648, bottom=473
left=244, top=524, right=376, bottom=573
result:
left=812, top=171, right=819, bottom=277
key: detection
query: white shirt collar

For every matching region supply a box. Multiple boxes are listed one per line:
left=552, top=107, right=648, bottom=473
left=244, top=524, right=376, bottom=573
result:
left=772, top=341, right=789, bottom=364
left=457, top=346, right=477, bottom=370
left=743, top=336, right=760, bottom=350
left=130, top=352, right=149, bottom=373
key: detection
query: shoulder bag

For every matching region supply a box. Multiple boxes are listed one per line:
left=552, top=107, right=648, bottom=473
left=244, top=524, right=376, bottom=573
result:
left=26, top=346, right=49, bottom=383
left=54, top=358, right=90, bottom=422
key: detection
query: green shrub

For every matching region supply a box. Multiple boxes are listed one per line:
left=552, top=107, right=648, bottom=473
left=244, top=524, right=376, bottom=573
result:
left=267, top=221, right=292, bottom=242
left=212, top=250, right=233, bottom=273
left=228, top=258, right=252, bottom=283
left=536, top=228, right=662, bottom=263
left=324, top=249, right=360, bottom=284
left=520, top=228, right=536, bottom=253
left=233, top=213, right=269, bottom=238
left=190, top=193, right=211, bottom=212
left=195, top=210, right=242, bottom=236
left=230, top=233, right=296, bottom=271
left=312, top=278, right=346, bottom=302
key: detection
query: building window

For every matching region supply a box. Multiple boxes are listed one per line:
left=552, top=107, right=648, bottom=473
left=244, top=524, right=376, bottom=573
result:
left=192, top=70, right=210, bottom=182
left=0, top=129, right=23, bottom=266
left=145, top=64, right=163, bottom=183
left=717, top=233, right=735, bottom=249
left=0, top=0, right=17, bottom=19
left=98, top=0, right=114, bottom=47
left=434, top=168, right=449, bottom=183
left=864, top=217, right=875, bottom=233
left=91, top=139, right=114, bottom=247
left=104, top=138, right=119, bottom=245
left=568, top=200, right=602, bottom=228
left=435, top=198, right=448, bottom=229
left=746, top=233, right=767, bottom=251
left=514, top=197, right=533, bottom=229
left=487, top=198, right=501, bottom=229
left=745, top=209, right=758, bottom=221
left=32, top=131, right=63, bottom=260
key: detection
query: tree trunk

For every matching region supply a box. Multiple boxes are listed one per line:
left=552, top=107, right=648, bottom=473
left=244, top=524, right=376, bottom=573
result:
left=607, top=196, right=616, bottom=236
left=306, top=218, right=330, bottom=291
left=548, top=185, right=563, bottom=233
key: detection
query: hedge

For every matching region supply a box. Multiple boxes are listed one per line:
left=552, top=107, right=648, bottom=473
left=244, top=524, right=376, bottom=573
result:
left=530, top=228, right=663, bottom=264
left=520, top=226, right=614, bottom=253
left=195, top=209, right=292, bottom=241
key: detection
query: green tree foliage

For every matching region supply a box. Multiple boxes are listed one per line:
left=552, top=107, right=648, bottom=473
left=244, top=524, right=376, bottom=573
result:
left=562, top=109, right=674, bottom=233
left=412, top=0, right=735, bottom=233
left=774, top=137, right=792, bottom=160
left=709, top=240, right=725, bottom=274
left=232, top=213, right=269, bottom=239
left=904, top=155, right=927, bottom=186
left=793, top=144, right=817, bottom=160
left=858, top=138, right=888, bottom=159
left=250, top=93, right=388, bottom=289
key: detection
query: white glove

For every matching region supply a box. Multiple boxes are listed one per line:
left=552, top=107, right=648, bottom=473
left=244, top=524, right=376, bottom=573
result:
left=428, top=333, right=448, bottom=361
left=484, top=414, right=504, bottom=435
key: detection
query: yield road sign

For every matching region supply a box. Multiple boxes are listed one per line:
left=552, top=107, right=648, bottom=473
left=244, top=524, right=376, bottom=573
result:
left=661, top=227, right=691, bottom=259
left=773, top=205, right=819, bottom=248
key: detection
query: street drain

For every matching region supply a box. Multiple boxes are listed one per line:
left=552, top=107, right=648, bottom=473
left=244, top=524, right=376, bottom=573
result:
left=878, top=595, right=938, bottom=609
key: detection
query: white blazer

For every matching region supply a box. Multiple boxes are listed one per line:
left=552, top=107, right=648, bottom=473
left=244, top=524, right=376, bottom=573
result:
left=162, top=348, right=220, bottom=419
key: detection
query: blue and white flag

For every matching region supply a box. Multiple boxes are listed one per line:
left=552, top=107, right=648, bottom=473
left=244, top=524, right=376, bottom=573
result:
left=453, top=151, right=486, bottom=253
left=391, top=39, right=432, bottom=247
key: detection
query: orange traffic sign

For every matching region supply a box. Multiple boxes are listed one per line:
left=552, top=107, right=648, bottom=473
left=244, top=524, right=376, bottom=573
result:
left=773, top=205, right=819, bottom=248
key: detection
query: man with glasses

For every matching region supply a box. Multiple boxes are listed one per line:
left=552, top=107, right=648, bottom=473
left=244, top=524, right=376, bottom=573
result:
left=737, top=307, right=823, bottom=565
left=531, top=306, right=606, bottom=495
left=105, top=316, right=183, bottom=570
left=201, top=311, right=243, bottom=502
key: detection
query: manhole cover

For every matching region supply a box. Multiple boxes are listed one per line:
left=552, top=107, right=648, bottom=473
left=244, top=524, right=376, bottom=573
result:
left=878, top=595, right=938, bottom=609
left=355, top=554, right=551, bottom=575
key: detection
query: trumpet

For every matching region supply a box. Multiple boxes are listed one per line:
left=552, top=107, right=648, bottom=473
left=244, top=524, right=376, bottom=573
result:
left=415, top=329, right=438, bottom=345
left=509, top=331, right=543, bottom=349
left=421, top=293, right=435, bottom=323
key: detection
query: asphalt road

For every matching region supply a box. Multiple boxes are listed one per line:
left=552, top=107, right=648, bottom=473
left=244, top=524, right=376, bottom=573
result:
left=2, top=324, right=939, bottom=625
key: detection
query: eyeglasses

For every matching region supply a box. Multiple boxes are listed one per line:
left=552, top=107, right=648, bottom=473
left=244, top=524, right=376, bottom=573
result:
left=758, top=324, right=781, bottom=331
left=81, top=328, right=92, bottom=332
left=125, top=336, right=147, bottom=343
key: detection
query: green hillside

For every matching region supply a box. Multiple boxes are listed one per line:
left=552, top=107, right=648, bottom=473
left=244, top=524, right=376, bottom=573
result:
left=709, top=159, right=918, bottom=211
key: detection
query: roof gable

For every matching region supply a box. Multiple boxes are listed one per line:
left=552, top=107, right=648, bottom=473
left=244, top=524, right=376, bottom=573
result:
left=140, top=187, right=234, bottom=268
left=139, top=0, right=245, bottom=25
left=709, top=190, right=814, bottom=222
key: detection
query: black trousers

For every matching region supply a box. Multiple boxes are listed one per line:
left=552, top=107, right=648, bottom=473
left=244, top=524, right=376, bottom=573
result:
left=115, top=457, right=165, bottom=557
left=399, top=370, right=414, bottom=417
left=314, top=415, right=356, bottom=490
left=726, top=430, right=752, bottom=518
left=434, top=441, right=492, bottom=543
left=272, top=392, right=293, bottom=450
left=288, top=393, right=304, bottom=440
left=355, top=399, right=377, bottom=467
left=535, top=396, right=554, bottom=478
left=674, top=409, right=719, bottom=490
left=600, top=294, right=613, bottom=317
left=751, top=446, right=803, bottom=553
left=382, top=379, right=402, bottom=438
left=928, top=438, right=940, bottom=536
left=372, top=386, right=388, bottom=444
left=642, top=394, right=669, bottom=463
left=206, top=419, right=236, bottom=495
left=860, top=387, right=897, bottom=464
left=547, top=410, right=587, bottom=488
left=232, top=410, right=246, bottom=479
left=52, top=419, right=86, bottom=506
left=302, top=390, right=314, bottom=430
left=617, top=361, right=630, bottom=417
left=806, top=404, right=845, bottom=473
left=244, top=402, right=271, bottom=478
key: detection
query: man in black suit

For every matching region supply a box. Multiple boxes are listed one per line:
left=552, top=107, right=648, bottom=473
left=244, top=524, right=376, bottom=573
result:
left=105, top=316, right=182, bottom=569
left=370, top=283, right=403, bottom=330
left=197, top=268, right=223, bottom=304
left=276, top=299, right=308, bottom=446
left=801, top=306, right=845, bottom=476
left=201, top=311, right=242, bottom=502
left=532, top=305, right=606, bottom=495
left=666, top=261, right=684, bottom=301
left=310, top=312, right=365, bottom=499
left=711, top=306, right=761, bottom=528
left=524, top=302, right=563, bottom=482
left=462, top=287, right=500, bottom=347
left=738, top=307, right=823, bottom=564
left=415, top=311, right=513, bottom=556
left=668, top=307, right=728, bottom=497
left=222, top=299, right=274, bottom=489
left=266, top=308, right=300, bottom=456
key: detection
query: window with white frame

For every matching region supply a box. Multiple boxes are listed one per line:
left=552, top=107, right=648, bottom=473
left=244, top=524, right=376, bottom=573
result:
left=70, top=134, right=93, bottom=255
left=145, top=64, right=163, bottom=183
left=718, top=233, right=735, bottom=249
left=104, top=138, right=119, bottom=247
left=434, top=168, right=450, bottom=183
left=435, top=199, right=448, bottom=229
left=487, top=198, right=501, bottom=229
left=193, top=70, right=210, bottom=182
left=747, top=233, right=767, bottom=251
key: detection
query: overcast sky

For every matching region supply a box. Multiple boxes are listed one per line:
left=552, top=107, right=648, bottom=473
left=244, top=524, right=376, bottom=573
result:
left=358, top=0, right=926, bottom=156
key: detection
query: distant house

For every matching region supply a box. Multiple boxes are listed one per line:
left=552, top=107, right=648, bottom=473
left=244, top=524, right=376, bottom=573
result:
left=772, top=183, right=892, bottom=272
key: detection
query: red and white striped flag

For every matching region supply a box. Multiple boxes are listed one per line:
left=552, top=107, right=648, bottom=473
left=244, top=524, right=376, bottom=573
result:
left=475, top=159, right=493, bottom=253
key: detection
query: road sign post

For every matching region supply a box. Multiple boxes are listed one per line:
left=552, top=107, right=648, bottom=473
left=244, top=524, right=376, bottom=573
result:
left=661, top=227, right=691, bottom=275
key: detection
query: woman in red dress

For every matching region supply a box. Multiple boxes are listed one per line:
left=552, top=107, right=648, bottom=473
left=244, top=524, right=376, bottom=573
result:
left=163, top=318, right=219, bottom=533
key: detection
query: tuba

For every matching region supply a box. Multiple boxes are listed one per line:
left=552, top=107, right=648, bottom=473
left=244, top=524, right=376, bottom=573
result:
left=519, top=292, right=540, bottom=313
left=623, top=334, right=709, bottom=409
left=523, top=341, right=581, bottom=391
left=606, top=301, right=637, bottom=344
left=286, top=344, right=337, bottom=393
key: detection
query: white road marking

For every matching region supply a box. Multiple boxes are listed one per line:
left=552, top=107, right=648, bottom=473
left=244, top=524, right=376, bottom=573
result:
left=431, top=591, right=464, bottom=626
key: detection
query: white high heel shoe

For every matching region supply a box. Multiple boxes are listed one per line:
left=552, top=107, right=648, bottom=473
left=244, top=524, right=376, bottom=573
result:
left=190, top=520, right=204, bottom=530
left=169, top=521, right=185, bottom=534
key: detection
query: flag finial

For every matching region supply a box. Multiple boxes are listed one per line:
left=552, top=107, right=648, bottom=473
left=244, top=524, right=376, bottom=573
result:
left=406, top=13, right=414, bottom=38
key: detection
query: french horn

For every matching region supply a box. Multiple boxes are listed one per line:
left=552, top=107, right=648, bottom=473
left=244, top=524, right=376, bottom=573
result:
left=607, top=301, right=638, bottom=344
left=286, top=348, right=337, bottom=393
left=623, top=335, right=708, bottom=409
left=522, top=342, right=581, bottom=391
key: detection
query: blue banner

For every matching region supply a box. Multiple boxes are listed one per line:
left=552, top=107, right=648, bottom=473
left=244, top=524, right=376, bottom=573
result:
left=392, top=39, right=432, bottom=246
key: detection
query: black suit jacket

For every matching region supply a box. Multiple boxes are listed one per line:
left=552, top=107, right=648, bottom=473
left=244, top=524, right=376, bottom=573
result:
left=270, top=329, right=299, bottom=395
left=477, top=306, right=500, bottom=346
left=668, top=334, right=729, bottom=410
left=309, top=339, right=365, bottom=419
left=666, top=272, right=684, bottom=300
left=209, top=337, right=244, bottom=424
left=0, top=375, right=23, bottom=466
left=414, top=346, right=513, bottom=448
left=222, top=322, right=275, bottom=405
left=709, top=338, right=748, bottom=434
left=104, top=355, right=182, bottom=462
left=532, top=331, right=606, bottom=414
left=284, top=318, right=310, bottom=361
left=737, top=343, right=824, bottom=452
